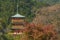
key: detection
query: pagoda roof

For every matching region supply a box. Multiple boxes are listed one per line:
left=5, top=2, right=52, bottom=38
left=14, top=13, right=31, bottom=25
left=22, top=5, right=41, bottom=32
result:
left=11, top=14, right=25, bottom=18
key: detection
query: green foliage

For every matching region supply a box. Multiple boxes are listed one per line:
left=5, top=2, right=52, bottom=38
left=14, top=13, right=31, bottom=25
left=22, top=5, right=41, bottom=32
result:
left=0, top=0, right=49, bottom=22
left=39, top=0, right=60, bottom=5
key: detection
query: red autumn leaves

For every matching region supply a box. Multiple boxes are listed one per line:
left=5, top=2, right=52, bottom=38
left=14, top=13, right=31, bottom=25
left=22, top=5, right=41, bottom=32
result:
left=25, top=23, right=57, bottom=40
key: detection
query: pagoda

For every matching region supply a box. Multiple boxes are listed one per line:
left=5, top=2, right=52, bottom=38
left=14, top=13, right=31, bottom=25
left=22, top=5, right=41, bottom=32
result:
left=10, top=4, right=25, bottom=34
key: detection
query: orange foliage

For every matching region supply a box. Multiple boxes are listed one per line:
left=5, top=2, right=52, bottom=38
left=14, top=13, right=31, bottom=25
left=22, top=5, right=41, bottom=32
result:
left=25, top=23, right=57, bottom=40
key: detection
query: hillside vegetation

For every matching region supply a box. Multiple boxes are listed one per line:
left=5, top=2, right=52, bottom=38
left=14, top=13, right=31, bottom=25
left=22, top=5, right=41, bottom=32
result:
left=33, top=4, right=60, bottom=33
left=0, top=0, right=60, bottom=40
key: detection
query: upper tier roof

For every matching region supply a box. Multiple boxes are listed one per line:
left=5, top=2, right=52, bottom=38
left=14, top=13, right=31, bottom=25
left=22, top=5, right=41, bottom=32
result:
left=11, top=14, right=25, bottom=18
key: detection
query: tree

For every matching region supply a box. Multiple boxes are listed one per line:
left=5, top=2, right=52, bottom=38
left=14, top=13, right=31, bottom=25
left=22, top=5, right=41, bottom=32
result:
left=25, top=23, right=57, bottom=40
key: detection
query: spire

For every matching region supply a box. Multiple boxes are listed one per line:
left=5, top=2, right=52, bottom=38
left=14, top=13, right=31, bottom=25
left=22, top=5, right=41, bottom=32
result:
left=16, top=0, right=19, bottom=14
left=17, top=3, right=19, bottom=14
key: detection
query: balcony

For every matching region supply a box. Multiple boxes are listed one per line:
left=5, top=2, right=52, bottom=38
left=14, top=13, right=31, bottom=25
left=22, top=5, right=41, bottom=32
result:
left=11, top=19, right=24, bottom=23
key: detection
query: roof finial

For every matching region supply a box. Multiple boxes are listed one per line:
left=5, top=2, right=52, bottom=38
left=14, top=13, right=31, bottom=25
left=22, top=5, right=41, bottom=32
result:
left=17, top=0, right=19, bottom=14
left=17, top=3, right=19, bottom=14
